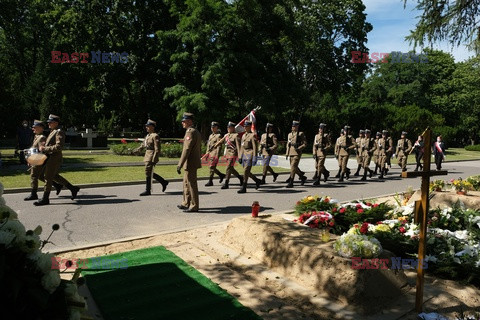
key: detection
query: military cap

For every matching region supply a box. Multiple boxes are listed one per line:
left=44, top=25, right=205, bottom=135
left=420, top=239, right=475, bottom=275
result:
left=227, top=121, right=235, bottom=127
left=181, top=112, right=194, bottom=121
left=244, top=120, right=252, bottom=126
left=266, top=123, right=274, bottom=128
left=340, top=129, right=345, bottom=134
left=401, top=131, right=407, bottom=135
left=145, top=119, right=156, bottom=126
left=382, top=130, right=389, bottom=134
left=344, top=125, right=351, bottom=131
left=292, top=120, right=300, bottom=126
left=359, top=129, right=365, bottom=134
left=211, top=121, right=219, bottom=127
left=47, top=114, right=60, bottom=123
left=376, top=131, right=382, bottom=137
left=365, top=129, right=371, bottom=134
left=32, top=120, right=45, bottom=128
left=319, top=123, right=326, bottom=128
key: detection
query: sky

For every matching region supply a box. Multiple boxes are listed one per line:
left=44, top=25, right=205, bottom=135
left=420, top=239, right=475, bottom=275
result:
left=363, top=0, right=475, bottom=62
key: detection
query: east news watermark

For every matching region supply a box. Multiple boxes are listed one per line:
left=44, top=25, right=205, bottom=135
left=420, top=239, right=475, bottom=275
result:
left=51, top=51, right=129, bottom=64
left=351, top=257, right=428, bottom=270
left=351, top=51, right=429, bottom=64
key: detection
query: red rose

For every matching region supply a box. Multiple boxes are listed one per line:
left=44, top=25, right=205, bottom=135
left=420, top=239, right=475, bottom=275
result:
left=399, top=227, right=406, bottom=233
left=360, top=223, right=369, bottom=234
left=121, top=138, right=127, bottom=144
left=339, top=208, right=346, bottom=214
left=401, top=220, right=407, bottom=225
left=357, top=209, right=364, bottom=214
left=329, top=220, right=335, bottom=227
left=356, top=204, right=362, bottom=209
left=366, top=202, right=372, bottom=206
left=332, top=207, right=337, bottom=213
left=324, top=198, right=330, bottom=203
left=373, top=203, right=379, bottom=208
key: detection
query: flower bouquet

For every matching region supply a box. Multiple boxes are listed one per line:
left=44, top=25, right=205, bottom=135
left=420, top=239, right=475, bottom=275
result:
left=449, top=178, right=473, bottom=195
left=333, top=233, right=383, bottom=258
left=429, top=179, right=445, bottom=192
left=294, top=195, right=335, bottom=215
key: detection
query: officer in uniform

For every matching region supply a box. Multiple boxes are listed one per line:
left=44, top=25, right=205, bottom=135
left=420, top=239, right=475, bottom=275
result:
left=237, top=121, right=262, bottom=193
left=335, top=125, right=356, bottom=182
left=134, top=119, right=169, bottom=196
left=395, top=131, right=412, bottom=173
left=312, top=123, right=331, bottom=185
left=354, top=130, right=365, bottom=176
left=286, top=121, right=307, bottom=188
left=259, top=123, right=278, bottom=184
left=373, top=132, right=382, bottom=175
left=377, top=130, right=393, bottom=179
left=24, top=120, right=46, bottom=201
left=360, top=129, right=376, bottom=181
left=213, top=122, right=244, bottom=189
left=177, top=112, right=202, bottom=212
left=204, top=122, right=225, bottom=186
left=334, top=129, right=343, bottom=178
left=35, top=114, right=80, bottom=206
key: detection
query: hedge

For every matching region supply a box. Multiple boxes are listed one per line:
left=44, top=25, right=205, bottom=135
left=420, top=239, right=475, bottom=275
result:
left=465, top=144, right=480, bottom=151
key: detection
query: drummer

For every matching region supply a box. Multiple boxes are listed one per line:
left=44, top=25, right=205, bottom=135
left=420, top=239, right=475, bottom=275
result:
left=24, top=120, right=47, bottom=201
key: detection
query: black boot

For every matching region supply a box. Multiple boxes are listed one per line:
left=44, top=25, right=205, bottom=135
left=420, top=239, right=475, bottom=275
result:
left=313, top=176, right=320, bottom=186
left=374, top=164, right=378, bottom=175
left=218, top=172, right=226, bottom=183
left=52, top=182, right=63, bottom=195
left=323, top=170, right=330, bottom=182
left=369, top=169, right=373, bottom=178
left=334, top=168, right=341, bottom=178
left=360, top=170, right=367, bottom=181
left=286, top=179, right=294, bottom=188
left=354, top=164, right=361, bottom=176
left=261, top=175, right=266, bottom=185
left=379, top=169, right=384, bottom=179
left=34, top=191, right=50, bottom=206
left=24, top=191, right=38, bottom=201
left=254, top=177, right=261, bottom=189
left=221, top=180, right=229, bottom=189
left=65, top=183, right=80, bottom=200
left=338, top=172, right=344, bottom=182
left=312, top=171, right=318, bottom=181
left=285, top=177, right=292, bottom=183
left=238, top=175, right=244, bottom=186
left=205, top=177, right=214, bottom=187
left=140, top=177, right=151, bottom=196
left=346, top=168, right=351, bottom=180
left=237, top=183, right=247, bottom=193
left=300, top=175, right=307, bottom=186
left=153, top=173, right=168, bottom=192
left=272, top=171, right=278, bottom=182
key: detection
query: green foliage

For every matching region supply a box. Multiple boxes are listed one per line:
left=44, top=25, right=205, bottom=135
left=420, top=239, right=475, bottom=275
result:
left=160, top=143, right=184, bottom=158
left=111, top=143, right=141, bottom=156
left=465, top=145, right=480, bottom=151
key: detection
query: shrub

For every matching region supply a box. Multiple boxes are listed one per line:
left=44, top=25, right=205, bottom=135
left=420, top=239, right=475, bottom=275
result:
left=160, top=143, right=183, bottom=158
left=111, top=142, right=141, bottom=155
left=465, top=144, right=480, bottom=151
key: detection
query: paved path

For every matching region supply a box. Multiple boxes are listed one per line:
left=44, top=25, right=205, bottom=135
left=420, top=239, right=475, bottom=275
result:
left=3, top=159, right=479, bottom=252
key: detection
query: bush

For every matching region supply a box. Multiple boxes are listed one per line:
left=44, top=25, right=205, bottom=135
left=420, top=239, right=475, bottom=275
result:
left=465, top=144, right=480, bottom=151
left=160, top=142, right=183, bottom=158
left=111, top=142, right=141, bottom=155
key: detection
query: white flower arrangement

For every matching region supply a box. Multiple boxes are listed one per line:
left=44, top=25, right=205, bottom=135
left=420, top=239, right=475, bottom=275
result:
left=334, top=233, right=383, bottom=258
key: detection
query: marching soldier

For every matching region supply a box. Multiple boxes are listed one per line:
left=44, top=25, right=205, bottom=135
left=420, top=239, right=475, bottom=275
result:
left=354, top=130, right=365, bottom=176
left=176, top=112, right=202, bottom=212
left=377, top=130, right=393, bottom=179
left=35, top=114, right=80, bottom=206
left=395, top=131, right=412, bottom=173
left=286, top=121, right=307, bottom=188
left=213, top=122, right=244, bottom=189
left=238, top=121, right=262, bottom=193
left=334, top=129, right=343, bottom=178
left=134, top=119, right=169, bottom=196
left=204, top=122, right=225, bottom=186
left=335, top=125, right=356, bottom=182
left=373, top=132, right=382, bottom=175
left=24, top=120, right=47, bottom=200
left=360, top=129, right=376, bottom=181
left=312, top=123, right=331, bottom=186
left=259, top=123, right=279, bottom=184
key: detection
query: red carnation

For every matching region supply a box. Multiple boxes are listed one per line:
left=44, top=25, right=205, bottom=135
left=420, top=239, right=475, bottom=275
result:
left=357, top=209, right=364, bottom=214
left=373, top=203, right=379, bottom=208
left=360, top=222, right=369, bottom=234
left=121, top=138, right=127, bottom=144
left=401, top=219, right=407, bottom=225
left=339, top=208, right=346, bottom=214
left=356, top=204, right=362, bottom=209
left=329, top=220, right=335, bottom=227
left=332, top=207, right=337, bottom=213
left=399, top=227, right=406, bottom=233
left=376, top=221, right=383, bottom=225
left=366, top=202, right=372, bottom=206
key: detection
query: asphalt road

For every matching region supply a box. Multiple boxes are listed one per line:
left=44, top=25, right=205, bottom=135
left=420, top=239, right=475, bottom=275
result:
left=3, top=159, right=479, bottom=252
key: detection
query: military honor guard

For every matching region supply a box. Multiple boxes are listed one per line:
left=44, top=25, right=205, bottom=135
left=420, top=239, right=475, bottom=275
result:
left=312, top=123, right=331, bottom=186
left=377, top=130, right=393, bottom=179
left=286, top=121, right=307, bottom=188
left=24, top=120, right=47, bottom=200
left=412, top=135, right=424, bottom=171
left=433, top=135, right=446, bottom=170
left=334, top=129, right=344, bottom=178
left=259, top=123, right=279, bottom=184
left=134, top=119, right=169, bottom=196
left=354, top=130, right=365, bottom=176
left=373, top=132, right=382, bottom=175
left=204, top=122, right=226, bottom=186
left=395, top=131, right=413, bottom=173
left=34, top=114, right=80, bottom=206
left=360, top=129, right=376, bottom=180
left=213, top=122, right=244, bottom=189
left=334, top=125, right=356, bottom=182
left=237, top=121, right=262, bottom=193
left=177, top=113, right=202, bottom=212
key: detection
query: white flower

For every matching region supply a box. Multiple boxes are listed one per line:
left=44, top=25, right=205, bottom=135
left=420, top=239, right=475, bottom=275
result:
left=36, top=253, right=55, bottom=274
left=453, top=257, right=461, bottom=264
left=27, top=249, right=42, bottom=262
left=402, top=204, right=414, bottom=216
left=0, top=205, right=18, bottom=220
left=1, top=219, right=26, bottom=244
left=41, top=270, right=61, bottom=294
left=21, top=233, right=41, bottom=253
left=0, top=230, right=16, bottom=247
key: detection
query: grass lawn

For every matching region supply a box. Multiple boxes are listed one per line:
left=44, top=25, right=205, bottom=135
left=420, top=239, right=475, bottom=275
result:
left=0, top=164, right=289, bottom=189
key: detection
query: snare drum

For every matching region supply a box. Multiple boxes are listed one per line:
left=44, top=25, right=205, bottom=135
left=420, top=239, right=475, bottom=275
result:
left=24, top=148, right=47, bottom=166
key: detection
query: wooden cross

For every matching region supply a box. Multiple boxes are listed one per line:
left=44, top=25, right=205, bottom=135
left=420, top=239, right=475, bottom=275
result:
left=401, top=127, right=447, bottom=312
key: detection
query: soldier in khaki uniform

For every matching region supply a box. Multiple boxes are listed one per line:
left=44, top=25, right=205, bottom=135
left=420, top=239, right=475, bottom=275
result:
left=204, top=122, right=225, bottom=186
left=312, top=123, right=331, bottom=185
left=334, top=125, right=356, bottom=182
left=177, top=113, right=202, bottom=212
left=360, top=129, right=376, bottom=181
left=286, top=121, right=307, bottom=188
left=259, top=123, right=278, bottom=184
left=238, top=121, right=262, bottom=193
left=354, top=130, right=365, bottom=176
left=377, top=130, right=393, bottom=179
left=134, top=119, right=169, bottom=196
left=213, top=122, right=244, bottom=189
left=35, top=114, right=80, bottom=206
left=395, top=131, right=412, bottom=173
left=24, top=120, right=47, bottom=201
left=373, top=132, right=382, bottom=175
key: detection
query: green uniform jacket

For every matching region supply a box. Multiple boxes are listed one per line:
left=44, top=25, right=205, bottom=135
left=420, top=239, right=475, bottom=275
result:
left=260, top=133, right=277, bottom=156
left=178, top=127, right=202, bottom=170
left=286, top=131, right=306, bottom=156
left=143, top=133, right=160, bottom=163
left=206, top=133, right=223, bottom=158
left=43, top=128, right=65, bottom=165
left=239, top=132, right=258, bottom=160
left=313, top=133, right=331, bottom=157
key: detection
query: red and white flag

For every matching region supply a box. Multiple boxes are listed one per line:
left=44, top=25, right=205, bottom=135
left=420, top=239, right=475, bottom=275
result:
left=235, top=109, right=257, bottom=136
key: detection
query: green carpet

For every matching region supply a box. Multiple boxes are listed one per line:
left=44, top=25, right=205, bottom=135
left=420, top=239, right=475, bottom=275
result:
left=81, top=246, right=262, bottom=320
